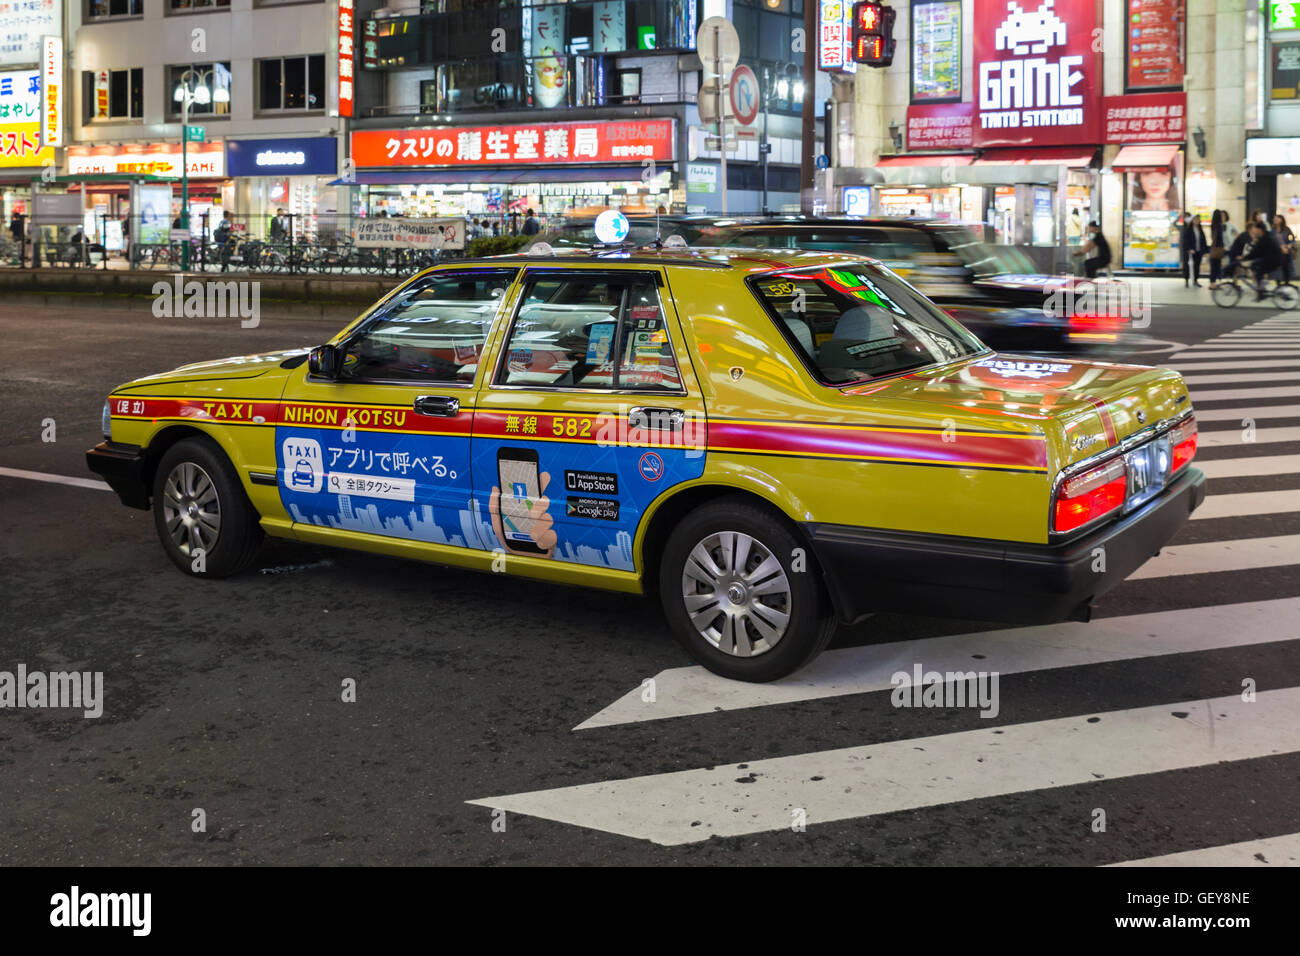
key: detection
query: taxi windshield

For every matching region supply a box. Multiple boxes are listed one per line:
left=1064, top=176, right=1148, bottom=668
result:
left=750, top=263, right=987, bottom=385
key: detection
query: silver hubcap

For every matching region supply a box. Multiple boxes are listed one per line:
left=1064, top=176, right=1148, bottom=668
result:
left=162, top=461, right=221, bottom=556
left=681, top=531, right=792, bottom=657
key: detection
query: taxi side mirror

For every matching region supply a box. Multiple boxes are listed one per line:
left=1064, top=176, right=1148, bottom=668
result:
left=308, top=344, right=339, bottom=379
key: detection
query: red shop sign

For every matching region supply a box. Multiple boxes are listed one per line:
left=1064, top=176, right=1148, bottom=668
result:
left=973, top=0, right=1101, bottom=148
left=1102, top=91, right=1186, bottom=143
left=906, top=102, right=975, bottom=150
left=352, top=119, right=676, bottom=168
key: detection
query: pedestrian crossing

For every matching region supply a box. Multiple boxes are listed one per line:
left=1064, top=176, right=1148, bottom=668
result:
left=467, top=312, right=1300, bottom=861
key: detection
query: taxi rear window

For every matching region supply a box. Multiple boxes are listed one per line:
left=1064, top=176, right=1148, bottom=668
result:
left=750, top=264, right=986, bottom=385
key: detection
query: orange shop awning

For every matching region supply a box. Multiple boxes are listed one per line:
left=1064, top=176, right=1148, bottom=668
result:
left=974, top=147, right=1098, bottom=166
left=875, top=154, right=975, bottom=167
left=1111, top=144, right=1180, bottom=170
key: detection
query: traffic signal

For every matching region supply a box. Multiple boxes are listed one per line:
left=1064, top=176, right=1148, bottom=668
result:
left=851, top=2, right=897, bottom=68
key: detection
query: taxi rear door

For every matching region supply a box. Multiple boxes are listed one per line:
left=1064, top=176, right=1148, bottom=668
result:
left=470, top=266, right=707, bottom=577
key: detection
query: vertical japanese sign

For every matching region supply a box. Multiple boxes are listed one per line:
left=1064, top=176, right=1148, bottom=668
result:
left=40, top=34, right=60, bottom=147
left=1125, top=0, right=1184, bottom=91
left=818, top=0, right=857, bottom=74
left=593, top=0, right=626, bottom=54
left=0, top=68, right=54, bottom=167
left=911, top=0, right=961, bottom=101
left=530, top=1, right=567, bottom=108
left=338, top=0, right=355, bottom=117
left=94, top=71, right=109, bottom=119
left=974, top=0, right=1100, bottom=147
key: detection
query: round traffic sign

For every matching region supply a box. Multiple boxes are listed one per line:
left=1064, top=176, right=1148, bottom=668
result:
left=729, top=65, right=760, bottom=127
left=696, top=16, right=740, bottom=76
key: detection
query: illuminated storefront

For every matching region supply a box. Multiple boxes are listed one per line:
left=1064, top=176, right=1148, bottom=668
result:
left=226, top=137, right=340, bottom=240
left=345, top=118, right=677, bottom=223
left=64, top=142, right=231, bottom=238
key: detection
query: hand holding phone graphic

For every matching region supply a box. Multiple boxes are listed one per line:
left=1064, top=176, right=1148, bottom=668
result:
left=490, top=448, right=557, bottom=557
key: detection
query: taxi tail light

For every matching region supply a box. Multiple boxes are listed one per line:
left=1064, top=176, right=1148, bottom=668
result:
left=1170, top=417, right=1197, bottom=472
left=1054, top=457, right=1127, bottom=533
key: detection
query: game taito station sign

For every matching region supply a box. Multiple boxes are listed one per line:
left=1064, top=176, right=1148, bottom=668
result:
left=352, top=119, right=675, bottom=168
left=974, top=0, right=1100, bottom=146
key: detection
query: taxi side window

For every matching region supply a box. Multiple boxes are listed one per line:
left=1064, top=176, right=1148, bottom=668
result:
left=497, top=273, right=683, bottom=391
left=339, top=269, right=516, bottom=384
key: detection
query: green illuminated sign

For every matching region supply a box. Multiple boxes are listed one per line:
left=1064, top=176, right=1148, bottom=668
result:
left=1272, top=2, right=1300, bottom=31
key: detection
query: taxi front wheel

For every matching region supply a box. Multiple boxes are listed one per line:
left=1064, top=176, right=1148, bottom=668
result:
left=152, top=438, right=263, bottom=578
left=659, top=498, right=836, bottom=682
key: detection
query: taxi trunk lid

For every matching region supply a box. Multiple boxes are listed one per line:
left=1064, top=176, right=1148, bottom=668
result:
left=847, top=353, right=1194, bottom=472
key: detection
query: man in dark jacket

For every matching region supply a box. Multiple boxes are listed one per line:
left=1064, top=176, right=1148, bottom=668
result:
left=1073, top=220, right=1111, bottom=278
left=1242, top=222, right=1283, bottom=299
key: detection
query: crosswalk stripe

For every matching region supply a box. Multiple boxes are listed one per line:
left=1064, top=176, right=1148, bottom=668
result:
left=471, top=689, right=1300, bottom=846
left=1167, top=351, right=1300, bottom=360
left=1127, top=534, right=1300, bottom=579
left=1193, top=404, right=1300, bottom=421
left=1107, top=832, right=1300, bottom=867
left=571, top=599, right=1300, bottom=731
left=1198, top=455, right=1300, bottom=478
left=1194, top=490, right=1300, bottom=519
left=1181, top=371, right=1300, bottom=385
left=1191, top=386, right=1300, bottom=401
left=1198, top=426, right=1300, bottom=446
left=0, top=467, right=111, bottom=491
left=1163, top=359, right=1300, bottom=371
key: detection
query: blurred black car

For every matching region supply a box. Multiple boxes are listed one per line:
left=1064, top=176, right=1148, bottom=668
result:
left=693, top=217, right=1164, bottom=357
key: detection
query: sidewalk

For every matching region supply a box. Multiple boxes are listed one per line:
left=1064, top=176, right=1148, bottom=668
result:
left=1116, top=275, right=1288, bottom=309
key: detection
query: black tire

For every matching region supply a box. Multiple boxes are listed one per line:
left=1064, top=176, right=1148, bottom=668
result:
left=1212, top=280, right=1241, bottom=308
left=658, top=496, right=836, bottom=682
left=151, top=437, right=263, bottom=578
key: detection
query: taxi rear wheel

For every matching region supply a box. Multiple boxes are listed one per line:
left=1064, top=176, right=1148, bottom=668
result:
left=659, top=498, right=835, bottom=682
left=152, top=438, right=263, bottom=578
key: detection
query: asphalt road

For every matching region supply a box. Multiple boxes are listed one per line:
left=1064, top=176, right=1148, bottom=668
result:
left=2, top=297, right=1298, bottom=865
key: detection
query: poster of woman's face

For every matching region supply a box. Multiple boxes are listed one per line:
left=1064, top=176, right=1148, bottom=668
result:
left=1129, top=166, right=1179, bottom=211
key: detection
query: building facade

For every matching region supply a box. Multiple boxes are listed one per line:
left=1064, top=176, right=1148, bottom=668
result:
left=348, top=0, right=825, bottom=222
left=824, top=0, right=1254, bottom=272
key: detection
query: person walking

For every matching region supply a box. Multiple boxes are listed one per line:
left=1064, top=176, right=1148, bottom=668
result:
left=1182, top=212, right=1208, bottom=287
left=521, top=208, right=540, bottom=236
left=1272, top=213, right=1295, bottom=282
left=1208, top=209, right=1227, bottom=289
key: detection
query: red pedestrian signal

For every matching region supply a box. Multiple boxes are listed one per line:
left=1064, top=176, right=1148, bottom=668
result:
left=851, top=1, right=897, bottom=68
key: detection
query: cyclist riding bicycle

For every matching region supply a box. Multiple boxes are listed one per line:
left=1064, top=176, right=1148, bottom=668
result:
left=1239, top=221, right=1283, bottom=300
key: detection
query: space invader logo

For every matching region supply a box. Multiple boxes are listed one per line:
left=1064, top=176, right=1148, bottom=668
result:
left=995, top=0, right=1067, bottom=56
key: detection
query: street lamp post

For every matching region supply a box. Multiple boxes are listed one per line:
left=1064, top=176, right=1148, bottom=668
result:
left=761, top=65, right=803, bottom=217
left=173, top=68, right=228, bottom=271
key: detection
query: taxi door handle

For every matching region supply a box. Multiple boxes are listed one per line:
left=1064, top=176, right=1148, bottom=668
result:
left=629, top=406, right=685, bottom=431
left=414, top=395, right=460, bottom=417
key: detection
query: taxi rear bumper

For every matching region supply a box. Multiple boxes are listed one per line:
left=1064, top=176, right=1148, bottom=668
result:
left=805, top=466, right=1206, bottom=625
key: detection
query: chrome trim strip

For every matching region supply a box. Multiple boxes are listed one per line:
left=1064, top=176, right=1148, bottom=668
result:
left=1047, top=406, right=1195, bottom=538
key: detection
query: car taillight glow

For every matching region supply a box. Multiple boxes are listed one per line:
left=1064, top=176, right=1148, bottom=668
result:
left=1054, top=457, right=1127, bottom=533
left=1170, top=417, right=1197, bottom=472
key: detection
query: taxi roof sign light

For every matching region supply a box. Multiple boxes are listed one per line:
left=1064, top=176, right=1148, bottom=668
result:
left=526, top=241, right=556, bottom=256
left=662, top=234, right=689, bottom=249
left=593, top=210, right=632, bottom=245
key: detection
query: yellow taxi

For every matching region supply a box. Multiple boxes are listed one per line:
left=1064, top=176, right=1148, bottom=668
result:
left=88, top=247, right=1204, bottom=681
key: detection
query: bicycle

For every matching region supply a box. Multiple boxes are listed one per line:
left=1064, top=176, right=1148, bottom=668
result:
left=1212, top=263, right=1300, bottom=309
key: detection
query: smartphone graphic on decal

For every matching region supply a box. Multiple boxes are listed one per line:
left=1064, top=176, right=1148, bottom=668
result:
left=497, top=447, right=545, bottom=554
